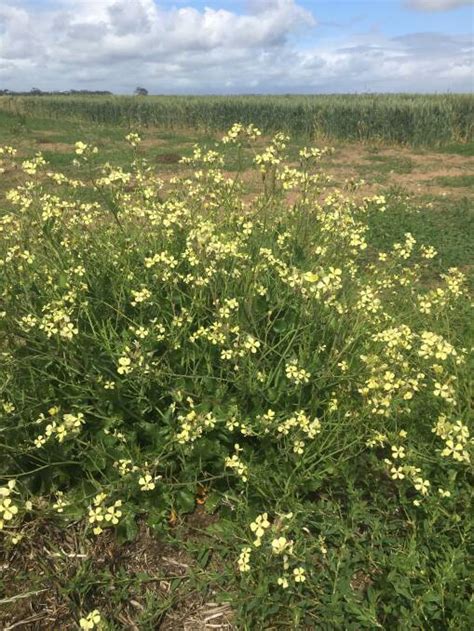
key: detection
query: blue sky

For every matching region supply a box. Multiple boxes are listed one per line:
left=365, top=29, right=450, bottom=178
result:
left=0, top=0, right=472, bottom=93
left=158, top=0, right=473, bottom=34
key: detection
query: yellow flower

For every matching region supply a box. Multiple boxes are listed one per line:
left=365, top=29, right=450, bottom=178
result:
left=75, top=141, right=87, bottom=155
left=138, top=473, right=156, bottom=491
left=125, top=132, right=141, bottom=147
left=53, top=492, right=68, bottom=513
left=285, top=360, right=311, bottom=385
left=303, top=271, right=319, bottom=283
left=293, top=567, right=306, bottom=583
left=413, top=477, right=430, bottom=496
left=0, top=498, right=18, bottom=522
left=391, top=445, right=406, bottom=460
left=271, top=537, right=290, bottom=555
left=117, top=356, right=132, bottom=375
left=390, top=466, right=405, bottom=480
left=243, top=335, right=261, bottom=354
left=79, top=610, right=101, bottom=630
left=104, top=500, right=123, bottom=525
left=250, top=512, right=270, bottom=544
left=433, top=382, right=451, bottom=399
left=237, top=546, right=251, bottom=572
left=224, top=451, right=248, bottom=482
left=293, top=440, right=305, bottom=455
left=34, top=435, right=46, bottom=448
left=88, top=506, right=104, bottom=525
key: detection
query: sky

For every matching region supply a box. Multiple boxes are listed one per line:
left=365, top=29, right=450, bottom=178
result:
left=0, top=0, right=473, bottom=93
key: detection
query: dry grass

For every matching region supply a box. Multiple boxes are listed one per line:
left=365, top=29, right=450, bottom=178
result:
left=1, top=516, right=233, bottom=630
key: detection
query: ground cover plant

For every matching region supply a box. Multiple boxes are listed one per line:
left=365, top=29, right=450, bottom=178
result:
left=0, top=123, right=473, bottom=629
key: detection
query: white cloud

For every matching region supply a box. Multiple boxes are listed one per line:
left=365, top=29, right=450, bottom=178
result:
left=407, top=0, right=473, bottom=10
left=0, top=1, right=472, bottom=93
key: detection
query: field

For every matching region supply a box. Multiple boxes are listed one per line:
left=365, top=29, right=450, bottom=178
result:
left=2, top=93, right=473, bottom=145
left=0, top=102, right=473, bottom=630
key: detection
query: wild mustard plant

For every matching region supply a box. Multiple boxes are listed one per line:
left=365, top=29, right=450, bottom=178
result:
left=0, top=124, right=472, bottom=627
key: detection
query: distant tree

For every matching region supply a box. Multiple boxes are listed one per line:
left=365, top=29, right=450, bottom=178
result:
left=30, top=87, right=42, bottom=95
left=134, top=87, right=148, bottom=96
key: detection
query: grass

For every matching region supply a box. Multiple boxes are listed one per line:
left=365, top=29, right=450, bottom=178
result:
left=1, top=107, right=472, bottom=187
left=364, top=154, right=414, bottom=173
left=0, top=120, right=473, bottom=629
left=437, top=141, right=474, bottom=157
left=354, top=156, right=415, bottom=183
left=433, top=175, right=474, bottom=189
left=368, top=194, right=474, bottom=274
left=1, top=93, right=473, bottom=145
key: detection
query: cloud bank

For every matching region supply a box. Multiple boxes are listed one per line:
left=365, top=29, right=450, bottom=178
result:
left=407, top=0, right=473, bottom=11
left=0, top=0, right=472, bottom=93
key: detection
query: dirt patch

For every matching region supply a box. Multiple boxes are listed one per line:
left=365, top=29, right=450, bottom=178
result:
left=185, top=504, right=220, bottom=532
left=140, top=136, right=195, bottom=151
left=323, top=143, right=474, bottom=197
left=35, top=141, right=72, bottom=153
left=0, top=514, right=234, bottom=630
left=138, top=137, right=169, bottom=150
left=34, top=137, right=58, bottom=145
left=164, top=602, right=234, bottom=631
left=1, top=520, right=81, bottom=629
left=156, top=153, right=183, bottom=164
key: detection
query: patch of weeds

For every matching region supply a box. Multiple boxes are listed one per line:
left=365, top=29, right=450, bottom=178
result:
left=363, top=154, right=414, bottom=174
left=1, top=124, right=472, bottom=630
left=367, top=193, right=474, bottom=287
left=40, top=149, right=76, bottom=167
left=433, top=175, right=474, bottom=189
left=437, top=142, right=474, bottom=157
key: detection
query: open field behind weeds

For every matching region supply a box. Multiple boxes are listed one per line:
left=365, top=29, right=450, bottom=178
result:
left=1, top=93, right=473, bottom=146
left=0, top=113, right=473, bottom=630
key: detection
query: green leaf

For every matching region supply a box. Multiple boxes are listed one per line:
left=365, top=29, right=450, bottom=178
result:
left=196, top=546, right=212, bottom=568
left=175, top=488, right=196, bottom=514
left=117, top=513, right=138, bottom=543
left=203, top=491, right=221, bottom=513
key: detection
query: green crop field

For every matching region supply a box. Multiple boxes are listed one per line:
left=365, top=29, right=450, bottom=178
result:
left=0, top=109, right=473, bottom=630
left=1, top=93, right=473, bottom=145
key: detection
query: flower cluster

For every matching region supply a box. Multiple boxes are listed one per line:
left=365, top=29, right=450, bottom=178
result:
left=432, top=416, right=471, bottom=464
left=285, top=360, right=311, bottom=385
left=0, top=481, right=18, bottom=530
left=176, top=406, right=217, bottom=444
left=238, top=512, right=307, bottom=589
left=250, top=512, right=271, bottom=547
left=75, top=141, right=98, bottom=157
left=125, top=132, right=142, bottom=147
left=254, top=132, right=289, bottom=173
left=222, top=123, right=262, bottom=144
left=34, top=410, right=85, bottom=447
left=253, top=410, right=323, bottom=455
left=87, top=493, right=123, bottom=535
left=225, top=444, right=248, bottom=481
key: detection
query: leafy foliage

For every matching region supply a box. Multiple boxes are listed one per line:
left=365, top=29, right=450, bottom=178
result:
left=0, top=127, right=472, bottom=628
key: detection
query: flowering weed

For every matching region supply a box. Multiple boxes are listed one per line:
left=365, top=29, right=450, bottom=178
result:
left=0, top=127, right=472, bottom=628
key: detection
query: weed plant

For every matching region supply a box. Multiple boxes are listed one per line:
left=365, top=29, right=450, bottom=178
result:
left=0, top=126, right=472, bottom=628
